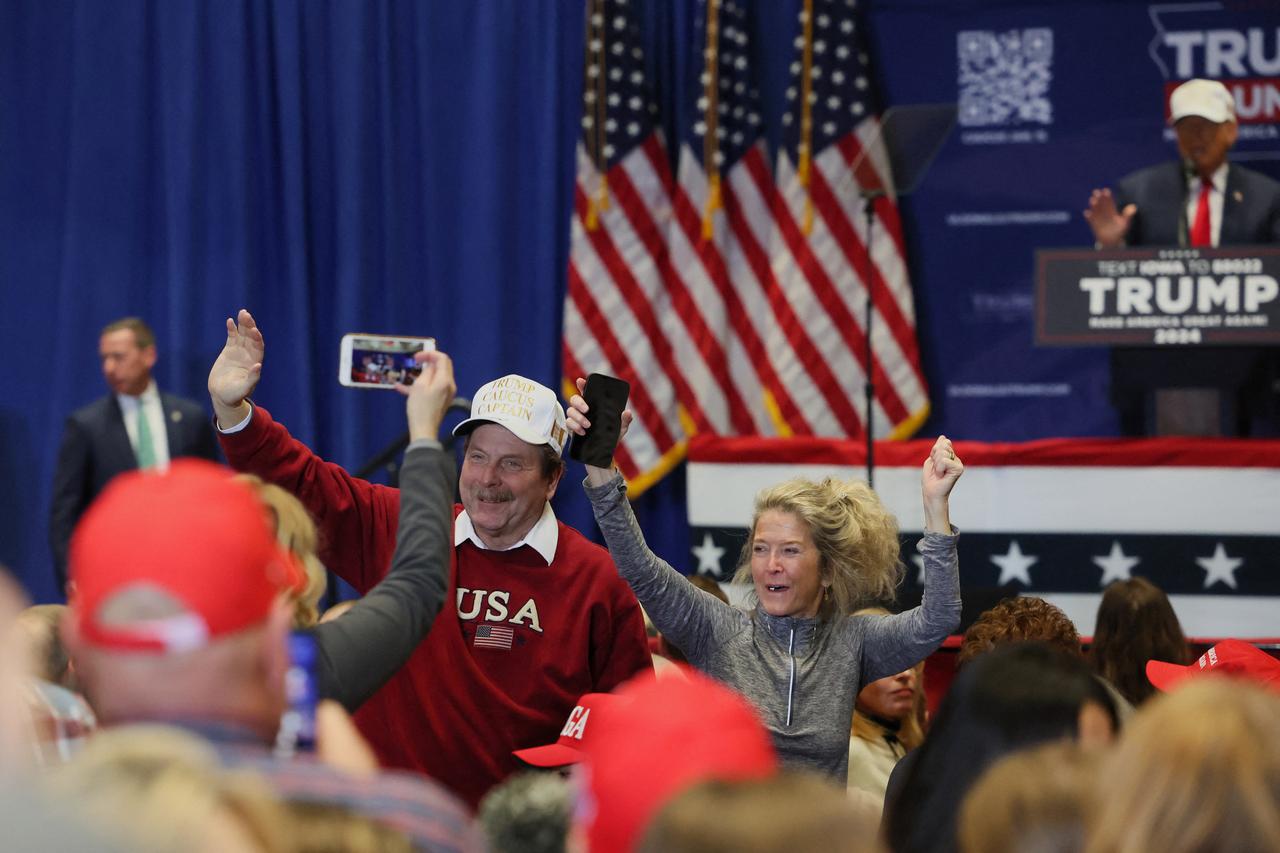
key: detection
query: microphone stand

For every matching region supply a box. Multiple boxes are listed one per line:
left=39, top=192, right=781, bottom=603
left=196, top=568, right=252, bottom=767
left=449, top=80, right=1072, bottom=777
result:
left=839, top=103, right=955, bottom=491
left=323, top=395, right=472, bottom=614
left=354, top=395, right=473, bottom=484
left=862, top=192, right=882, bottom=490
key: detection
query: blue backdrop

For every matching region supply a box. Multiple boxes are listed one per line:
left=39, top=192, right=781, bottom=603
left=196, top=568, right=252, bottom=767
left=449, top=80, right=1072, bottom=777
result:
left=868, top=0, right=1280, bottom=439
left=3, top=0, right=1278, bottom=602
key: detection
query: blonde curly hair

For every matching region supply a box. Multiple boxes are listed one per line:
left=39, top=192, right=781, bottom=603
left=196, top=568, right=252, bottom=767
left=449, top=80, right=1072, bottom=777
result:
left=235, top=474, right=328, bottom=629
left=733, top=477, right=902, bottom=619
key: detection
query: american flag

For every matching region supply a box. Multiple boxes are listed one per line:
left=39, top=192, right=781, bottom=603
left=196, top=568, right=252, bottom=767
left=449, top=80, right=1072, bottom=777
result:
left=771, top=0, right=929, bottom=438
left=561, top=0, right=929, bottom=495
left=562, top=0, right=689, bottom=494
left=667, top=0, right=812, bottom=442
left=474, top=624, right=515, bottom=650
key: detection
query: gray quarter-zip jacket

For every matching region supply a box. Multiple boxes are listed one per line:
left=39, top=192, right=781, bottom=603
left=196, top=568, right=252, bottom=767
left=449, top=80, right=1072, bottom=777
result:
left=585, top=473, right=961, bottom=784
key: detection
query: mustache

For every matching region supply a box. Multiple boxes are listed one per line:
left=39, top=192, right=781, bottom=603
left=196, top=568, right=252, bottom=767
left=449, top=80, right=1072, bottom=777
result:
left=474, top=488, right=514, bottom=503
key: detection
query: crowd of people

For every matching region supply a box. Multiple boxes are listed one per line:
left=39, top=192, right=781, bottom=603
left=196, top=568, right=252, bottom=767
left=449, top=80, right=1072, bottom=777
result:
left=9, top=306, right=1280, bottom=852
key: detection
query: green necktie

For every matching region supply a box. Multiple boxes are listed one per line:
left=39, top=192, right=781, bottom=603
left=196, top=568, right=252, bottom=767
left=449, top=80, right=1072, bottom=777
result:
left=135, top=404, right=157, bottom=469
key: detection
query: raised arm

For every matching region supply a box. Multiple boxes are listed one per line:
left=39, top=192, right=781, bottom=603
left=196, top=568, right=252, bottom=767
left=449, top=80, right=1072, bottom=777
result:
left=921, top=434, right=963, bottom=533
left=861, top=436, right=964, bottom=681
left=209, top=309, right=401, bottom=592
left=568, top=379, right=739, bottom=661
left=207, top=309, right=264, bottom=430
left=312, top=351, right=456, bottom=710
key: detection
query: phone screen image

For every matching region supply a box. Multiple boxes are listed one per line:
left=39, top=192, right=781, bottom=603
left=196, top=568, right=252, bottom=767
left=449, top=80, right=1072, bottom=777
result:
left=340, top=335, right=435, bottom=388
left=276, top=631, right=318, bottom=757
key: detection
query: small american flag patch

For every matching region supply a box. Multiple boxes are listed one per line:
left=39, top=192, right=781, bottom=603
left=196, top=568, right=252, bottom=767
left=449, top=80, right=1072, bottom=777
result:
left=474, top=624, right=515, bottom=650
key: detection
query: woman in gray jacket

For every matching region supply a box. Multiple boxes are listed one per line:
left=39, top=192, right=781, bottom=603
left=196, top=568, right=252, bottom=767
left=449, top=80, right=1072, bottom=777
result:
left=567, top=384, right=964, bottom=784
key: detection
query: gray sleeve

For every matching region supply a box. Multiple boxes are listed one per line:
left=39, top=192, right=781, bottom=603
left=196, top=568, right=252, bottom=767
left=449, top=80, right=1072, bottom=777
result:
left=584, top=472, right=740, bottom=661
left=858, top=529, right=961, bottom=683
left=312, top=442, right=454, bottom=710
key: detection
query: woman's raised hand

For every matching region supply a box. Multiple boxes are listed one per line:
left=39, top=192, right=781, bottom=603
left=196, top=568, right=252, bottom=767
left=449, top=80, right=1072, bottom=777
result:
left=921, top=435, right=963, bottom=534
left=566, top=376, right=633, bottom=486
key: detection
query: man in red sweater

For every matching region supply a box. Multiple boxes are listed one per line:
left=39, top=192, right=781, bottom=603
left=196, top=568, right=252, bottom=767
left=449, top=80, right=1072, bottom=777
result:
left=206, top=309, right=651, bottom=807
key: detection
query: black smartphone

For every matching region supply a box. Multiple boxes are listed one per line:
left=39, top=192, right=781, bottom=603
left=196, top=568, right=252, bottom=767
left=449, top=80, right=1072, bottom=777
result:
left=569, top=373, right=631, bottom=468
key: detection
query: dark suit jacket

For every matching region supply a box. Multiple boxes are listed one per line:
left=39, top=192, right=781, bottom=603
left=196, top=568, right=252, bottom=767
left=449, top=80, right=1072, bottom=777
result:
left=49, top=391, right=219, bottom=587
left=1114, top=160, right=1280, bottom=247
left=1108, top=161, right=1280, bottom=435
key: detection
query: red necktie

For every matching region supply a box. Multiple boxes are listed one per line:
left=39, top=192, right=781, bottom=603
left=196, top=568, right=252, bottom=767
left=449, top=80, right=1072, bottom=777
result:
left=1190, top=181, right=1212, bottom=247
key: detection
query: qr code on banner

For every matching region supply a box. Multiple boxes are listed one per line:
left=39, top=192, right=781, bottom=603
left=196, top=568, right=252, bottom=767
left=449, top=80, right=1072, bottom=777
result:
left=957, top=29, right=1053, bottom=127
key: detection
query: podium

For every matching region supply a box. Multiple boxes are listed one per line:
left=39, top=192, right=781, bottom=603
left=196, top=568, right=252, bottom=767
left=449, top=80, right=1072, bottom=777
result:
left=1035, top=245, right=1280, bottom=435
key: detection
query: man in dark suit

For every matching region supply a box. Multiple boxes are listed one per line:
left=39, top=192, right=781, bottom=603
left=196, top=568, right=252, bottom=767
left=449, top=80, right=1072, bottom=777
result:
left=1084, top=79, right=1280, bottom=436
left=49, top=317, right=218, bottom=590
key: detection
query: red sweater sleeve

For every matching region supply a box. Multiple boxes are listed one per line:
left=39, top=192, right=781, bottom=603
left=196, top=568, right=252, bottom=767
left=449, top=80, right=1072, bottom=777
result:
left=569, top=530, right=653, bottom=691
left=591, top=582, right=653, bottom=691
left=218, top=406, right=401, bottom=593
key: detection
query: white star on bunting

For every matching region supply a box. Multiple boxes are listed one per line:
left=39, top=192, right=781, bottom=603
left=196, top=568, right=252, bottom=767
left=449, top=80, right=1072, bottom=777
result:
left=692, top=533, right=727, bottom=576
left=991, top=541, right=1038, bottom=586
left=1092, top=541, right=1139, bottom=586
left=1196, top=543, right=1242, bottom=590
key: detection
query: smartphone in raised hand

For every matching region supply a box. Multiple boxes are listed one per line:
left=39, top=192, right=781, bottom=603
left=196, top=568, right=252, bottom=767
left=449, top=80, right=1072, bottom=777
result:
left=569, top=373, right=630, bottom=468
left=338, top=334, right=435, bottom=389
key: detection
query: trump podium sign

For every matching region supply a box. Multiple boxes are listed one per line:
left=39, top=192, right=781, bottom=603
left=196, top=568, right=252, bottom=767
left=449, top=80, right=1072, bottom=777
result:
left=1036, top=246, right=1280, bottom=347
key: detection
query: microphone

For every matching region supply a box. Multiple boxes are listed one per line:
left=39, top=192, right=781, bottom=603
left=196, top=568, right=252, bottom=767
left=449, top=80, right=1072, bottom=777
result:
left=449, top=396, right=472, bottom=414
left=1178, top=158, right=1197, bottom=248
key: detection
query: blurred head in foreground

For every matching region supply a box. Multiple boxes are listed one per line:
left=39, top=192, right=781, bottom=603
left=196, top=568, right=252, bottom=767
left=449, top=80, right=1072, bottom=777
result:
left=958, top=740, right=1102, bottom=853
left=574, top=672, right=778, bottom=852
left=638, top=771, right=881, bottom=853
left=48, top=724, right=290, bottom=853
left=885, top=643, right=1116, bottom=853
left=479, top=770, right=572, bottom=853
left=1087, top=679, right=1280, bottom=853
left=64, top=460, right=294, bottom=742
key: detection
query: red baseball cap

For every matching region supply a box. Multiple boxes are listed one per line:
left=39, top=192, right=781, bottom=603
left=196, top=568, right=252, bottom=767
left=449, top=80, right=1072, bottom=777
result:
left=69, top=459, right=294, bottom=652
left=1147, top=639, right=1280, bottom=693
left=513, top=692, right=625, bottom=768
left=576, top=672, right=778, bottom=852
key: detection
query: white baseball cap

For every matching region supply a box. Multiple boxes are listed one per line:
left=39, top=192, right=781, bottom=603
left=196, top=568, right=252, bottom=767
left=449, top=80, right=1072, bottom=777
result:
left=452, top=374, right=568, bottom=455
left=1169, top=79, right=1235, bottom=125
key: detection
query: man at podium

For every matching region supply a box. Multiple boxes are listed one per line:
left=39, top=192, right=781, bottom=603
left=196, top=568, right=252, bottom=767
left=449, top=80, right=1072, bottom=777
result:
left=1084, top=79, right=1280, bottom=436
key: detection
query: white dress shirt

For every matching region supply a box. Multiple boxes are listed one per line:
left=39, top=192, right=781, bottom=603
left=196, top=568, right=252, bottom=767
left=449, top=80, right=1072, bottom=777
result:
left=454, top=502, right=559, bottom=565
left=116, top=380, right=171, bottom=470
left=1185, top=162, right=1229, bottom=247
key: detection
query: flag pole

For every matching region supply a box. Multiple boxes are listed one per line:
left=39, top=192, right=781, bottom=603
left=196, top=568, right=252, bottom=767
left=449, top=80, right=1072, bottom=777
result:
left=863, top=193, right=878, bottom=489
left=701, top=0, right=722, bottom=240
left=798, top=0, right=815, bottom=235
left=585, top=0, right=609, bottom=230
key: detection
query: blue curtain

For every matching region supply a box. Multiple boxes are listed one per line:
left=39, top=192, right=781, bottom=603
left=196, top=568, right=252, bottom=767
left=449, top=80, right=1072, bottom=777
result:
left=1, top=0, right=715, bottom=601
left=14, top=0, right=1261, bottom=602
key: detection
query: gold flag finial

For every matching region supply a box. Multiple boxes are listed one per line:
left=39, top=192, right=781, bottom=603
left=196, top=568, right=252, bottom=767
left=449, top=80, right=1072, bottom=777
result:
left=584, top=0, right=609, bottom=230
left=798, top=0, right=815, bottom=235
left=701, top=0, right=722, bottom=241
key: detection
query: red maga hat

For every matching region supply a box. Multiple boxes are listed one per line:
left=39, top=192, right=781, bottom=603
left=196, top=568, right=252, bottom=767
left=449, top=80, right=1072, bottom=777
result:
left=577, top=671, right=778, bottom=852
left=70, top=459, right=295, bottom=653
left=513, top=692, right=625, bottom=768
left=1147, top=639, right=1280, bottom=693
